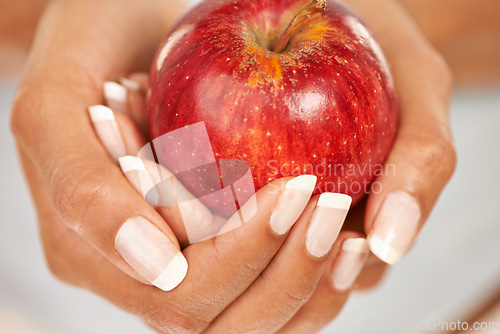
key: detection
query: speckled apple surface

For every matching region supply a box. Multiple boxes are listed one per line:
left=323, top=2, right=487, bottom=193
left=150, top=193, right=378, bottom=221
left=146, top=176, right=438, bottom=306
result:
left=1, top=79, right=500, bottom=334
left=148, top=0, right=398, bottom=216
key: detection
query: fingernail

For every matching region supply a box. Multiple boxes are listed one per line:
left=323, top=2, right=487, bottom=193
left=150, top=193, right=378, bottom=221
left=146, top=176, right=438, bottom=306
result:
left=115, top=216, right=187, bottom=291
left=119, top=77, right=141, bottom=91
left=103, top=81, right=127, bottom=113
left=118, top=156, right=159, bottom=206
left=306, top=193, right=351, bottom=258
left=368, top=191, right=421, bottom=265
left=331, top=238, right=369, bottom=291
left=88, top=105, right=126, bottom=161
left=269, top=175, right=317, bottom=235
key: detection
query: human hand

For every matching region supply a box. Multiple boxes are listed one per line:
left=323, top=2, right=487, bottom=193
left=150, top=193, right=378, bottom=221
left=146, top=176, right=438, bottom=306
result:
left=11, top=0, right=369, bottom=332
left=88, top=74, right=371, bottom=332
left=11, top=0, right=456, bottom=332
left=338, top=0, right=457, bottom=265
left=109, top=0, right=457, bottom=269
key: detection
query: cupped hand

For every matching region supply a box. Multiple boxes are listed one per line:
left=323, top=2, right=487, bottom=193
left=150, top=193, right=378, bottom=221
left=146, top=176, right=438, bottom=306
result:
left=109, top=0, right=458, bottom=269
left=339, top=0, right=457, bottom=266
left=10, top=0, right=457, bottom=332
left=10, top=0, right=369, bottom=332
left=89, top=86, right=368, bottom=332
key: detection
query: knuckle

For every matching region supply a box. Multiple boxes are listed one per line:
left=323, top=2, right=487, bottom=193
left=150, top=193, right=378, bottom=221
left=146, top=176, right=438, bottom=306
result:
left=424, top=50, right=454, bottom=95
left=50, top=161, right=111, bottom=233
left=153, top=317, right=202, bottom=334
left=147, top=304, right=208, bottom=334
left=408, top=131, right=457, bottom=179
left=444, top=141, right=458, bottom=177
left=10, top=86, right=38, bottom=141
left=41, top=239, right=73, bottom=285
left=261, top=267, right=313, bottom=308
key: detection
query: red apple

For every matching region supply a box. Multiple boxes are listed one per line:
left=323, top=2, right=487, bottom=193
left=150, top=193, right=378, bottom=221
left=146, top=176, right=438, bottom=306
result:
left=148, top=0, right=398, bottom=217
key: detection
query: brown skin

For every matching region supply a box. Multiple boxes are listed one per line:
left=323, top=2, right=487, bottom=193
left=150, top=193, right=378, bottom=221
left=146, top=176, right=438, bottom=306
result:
left=0, top=0, right=50, bottom=79
left=3, top=0, right=499, bottom=84
left=5, top=0, right=465, bottom=332
left=397, top=0, right=500, bottom=86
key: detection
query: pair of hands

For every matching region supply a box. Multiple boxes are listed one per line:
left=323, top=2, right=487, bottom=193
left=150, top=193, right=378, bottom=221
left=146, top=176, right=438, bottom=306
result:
left=10, top=0, right=457, bottom=332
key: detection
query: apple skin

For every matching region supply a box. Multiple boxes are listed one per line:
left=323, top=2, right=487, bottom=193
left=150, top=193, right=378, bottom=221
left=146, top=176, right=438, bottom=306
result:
left=148, top=0, right=398, bottom=217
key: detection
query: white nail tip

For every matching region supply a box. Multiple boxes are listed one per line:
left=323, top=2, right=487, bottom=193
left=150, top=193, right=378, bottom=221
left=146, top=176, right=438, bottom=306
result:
left=317, top=193, right=352, bottom=210
left=285, top=175, right=317, bottom=192
left=342, top=238, right=369, bottom=253
left=120, top=77, right=141, bottom=91
left=118, top=156, right=146, bottom=173
left=88, top=105, right=115, bottom=122
left=368, top=233, right=402, bottom=265
left=152, top=252, right=188, bottom=291
left=103, top=81, right=127, bottom=102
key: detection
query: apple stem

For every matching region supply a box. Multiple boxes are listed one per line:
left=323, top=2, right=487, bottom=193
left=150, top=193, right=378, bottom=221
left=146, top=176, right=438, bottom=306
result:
left=274, top=0, right=327, bottom=53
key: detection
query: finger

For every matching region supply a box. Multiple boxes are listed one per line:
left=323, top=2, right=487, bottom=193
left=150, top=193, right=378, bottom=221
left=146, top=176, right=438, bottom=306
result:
left=103, top=81, right=128, bottom=114
left=15, top=92, right=188, bottom=292
left=17, top=147, right=150, bottom=286
left=355, top=253, right=389, bottom=291
left=120, top=73, right=150, bottom=136
left=10, top=0, right=194, bottom=322
left=21, top=148, right=191, bottom=332
left=337, top=198, right=389, bottom=291
left=278, top=232, right=369, bottom=333
left=114, top=110, right=147, bottom=155
left=25, top=164, right=190, bottom=333
left=120, top=72, right=149, bottom=91
left=205, top=193, right=352, bottom=333
left=104, top=74, right=149, bottom=136
left=149, top=175, right=316, bottom=329
left=88, top=105, right=146, bottom=161
left=88, top=103, right=222, bottom=247
left=118, top=155, right=224, bottom=247
left=29, top=166, right=319, bottom=333
left=346, top=0, right=457, bottom=264
left=121, top=73, right=149, bottom=135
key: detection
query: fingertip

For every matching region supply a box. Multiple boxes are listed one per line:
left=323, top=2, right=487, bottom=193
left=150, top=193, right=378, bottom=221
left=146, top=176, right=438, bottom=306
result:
left=88, top=105, right=126, bottom=161
left=115, top=216, right=185, bottom=291
left=121, top=72, right=149, bottom=91
left=284, top=174, right=317, bottom=192
left=270, top=175, right=317, bottom=235
left=102, top=81, right=129, bottom=115
left=330, top=235, right=370, bottom=291
left=118, top=155, right=146, bottom=173
left=317, top=193, right=352, bottom=210
left=118, top=156, right=159, bottom=206
left=103, top=81, right=127, bottom=103
left=88, top=105, right=114, bottom=122
left=119, top=77, right=141, bottom=91
left=305, top=193, right=352, bottom=258
left=367, top=232, right=401, bottom=265
left=152, top=252, right=188, bottom=291
left=365, top=190, right=421, bottom=265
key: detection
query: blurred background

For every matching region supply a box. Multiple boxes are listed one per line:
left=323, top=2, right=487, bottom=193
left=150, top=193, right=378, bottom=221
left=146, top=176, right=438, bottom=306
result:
left=1, top=0, right=499, bottom=333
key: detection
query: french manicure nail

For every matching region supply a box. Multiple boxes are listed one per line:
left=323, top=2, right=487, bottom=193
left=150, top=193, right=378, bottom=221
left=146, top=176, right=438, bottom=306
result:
left=119, top=77, right=141, bottom=91
left=88, top=105, right=126, bottom=161
left=368, top=191, right=421, bottom=265
left=269, top=175, right=317, bottom=235
left=103, top=81, right=128, bottom=113
left=306, top=193, right=352, bottom=258
left=118, top=156, right=159, bottom=206
left=115, top=216, right=187, bottom=291
left=331, top=238, right=369, bottom=291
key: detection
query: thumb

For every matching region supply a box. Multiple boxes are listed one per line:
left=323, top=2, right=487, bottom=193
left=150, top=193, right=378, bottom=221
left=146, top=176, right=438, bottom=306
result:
left=364, top=53, right=456, bottom=265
